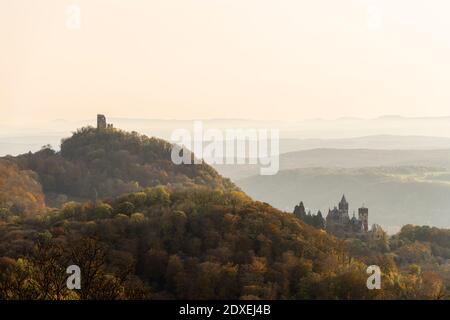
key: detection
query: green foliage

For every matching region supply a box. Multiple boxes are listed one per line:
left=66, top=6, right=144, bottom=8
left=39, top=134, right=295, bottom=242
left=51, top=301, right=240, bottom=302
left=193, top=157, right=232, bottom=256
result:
left=130, top=212, right=145, bottom=223
left=146, top=186, right=171, bottom=205
left=0, top=239, right=148, bottom=300
left=9, top=127, right=237, bottom=205
left=117, top=201, right=135, bottom=215
left=92, top=203, right=113, bottom=219
left=1, top=127, right=450, bottom=300
left=0, top=207, right=9, bottom=220
left=1, top=185, right=450, bottom=299
left=0, top=186, right=382, bottom=300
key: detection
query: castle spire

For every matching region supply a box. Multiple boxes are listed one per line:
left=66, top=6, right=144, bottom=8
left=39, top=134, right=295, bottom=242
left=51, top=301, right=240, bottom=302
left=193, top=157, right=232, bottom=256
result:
left=338, top=194, right=349, bottom=216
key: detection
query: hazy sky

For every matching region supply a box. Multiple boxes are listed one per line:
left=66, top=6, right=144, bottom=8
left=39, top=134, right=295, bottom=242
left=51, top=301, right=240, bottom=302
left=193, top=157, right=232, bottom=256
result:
left=2, top=0, right=450, bottom=125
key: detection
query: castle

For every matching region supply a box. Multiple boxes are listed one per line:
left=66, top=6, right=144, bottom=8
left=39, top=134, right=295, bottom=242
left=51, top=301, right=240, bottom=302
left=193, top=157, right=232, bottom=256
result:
left=294, top=195, right=384, bottom=239
left=97, top=114, right=113, bottom=130
left=326, top=195, right=368, bottom=234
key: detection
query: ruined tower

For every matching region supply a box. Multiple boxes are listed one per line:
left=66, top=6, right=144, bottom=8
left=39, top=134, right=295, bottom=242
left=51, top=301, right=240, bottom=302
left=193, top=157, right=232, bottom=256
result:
left=358, top=206, right=369, bottom=232
left=97, top=114, right=107, bottom=130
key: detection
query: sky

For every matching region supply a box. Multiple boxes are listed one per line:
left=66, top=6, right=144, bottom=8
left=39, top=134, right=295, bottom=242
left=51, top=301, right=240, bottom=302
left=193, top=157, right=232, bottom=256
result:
left=2, top=0, right=450, bottom=126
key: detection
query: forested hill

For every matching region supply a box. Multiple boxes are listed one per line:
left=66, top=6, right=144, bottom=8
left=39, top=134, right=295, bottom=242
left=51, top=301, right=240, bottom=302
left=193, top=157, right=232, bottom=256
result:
left=1, top=185, right=446, bottom=299
left=5, top=126, right=237, bottom=206
left=0, top=186, right=397, bottom=299
left=0, top=127, right=448, bottom=299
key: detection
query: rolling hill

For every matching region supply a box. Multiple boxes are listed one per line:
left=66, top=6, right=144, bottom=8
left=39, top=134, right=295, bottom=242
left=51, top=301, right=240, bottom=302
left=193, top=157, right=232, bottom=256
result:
left=237, top=167, right=450, bottom=232
left=4, top=126, right=236, bottom=207
left=0, top=126, right=449, bottom=299
left=214, top=148, right=450, bottom=180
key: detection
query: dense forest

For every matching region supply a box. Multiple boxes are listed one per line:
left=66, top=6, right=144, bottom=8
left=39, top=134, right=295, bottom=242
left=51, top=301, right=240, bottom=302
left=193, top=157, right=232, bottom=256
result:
left=0, top=127, right=449, bottom=299
left=6, top=127, right=236, bottom=206
left=0, top=160, right=46, bottom=218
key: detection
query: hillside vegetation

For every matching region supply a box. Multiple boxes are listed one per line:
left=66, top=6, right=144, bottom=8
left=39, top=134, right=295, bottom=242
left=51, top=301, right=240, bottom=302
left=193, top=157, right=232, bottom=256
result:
left=0, top=127, right=449, bottom=300
left=0, top=160, right=46, bottom=218
left=1, top=186, right=446, bottom=300
left=7, top=127, right=236, bottom=206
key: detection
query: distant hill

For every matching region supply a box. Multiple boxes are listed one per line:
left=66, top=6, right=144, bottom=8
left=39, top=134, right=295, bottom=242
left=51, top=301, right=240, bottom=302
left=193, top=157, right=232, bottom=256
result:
left=4, top=127, right=236, bottom=206
left=4, top=114, right=450, bottom=156
left=280, top=148, right=450, bottom=169
left=214, top=148, right=450, bottom=180
left=277, top=135, right=450, bottom=153
left=236, top=167, right=450, bottom=231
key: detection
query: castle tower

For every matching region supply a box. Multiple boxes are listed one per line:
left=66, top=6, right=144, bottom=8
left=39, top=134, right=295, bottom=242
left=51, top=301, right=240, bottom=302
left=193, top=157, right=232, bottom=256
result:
left=338, top=194, right=349, bottom=215
left=358, top=206, right=369, bottom=232
left=97, top=114, right=107, bottom=130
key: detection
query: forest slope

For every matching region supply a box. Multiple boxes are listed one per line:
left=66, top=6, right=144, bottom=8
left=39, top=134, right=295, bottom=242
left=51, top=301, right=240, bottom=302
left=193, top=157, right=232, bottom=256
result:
left=5, top=127, right=236, bottom=207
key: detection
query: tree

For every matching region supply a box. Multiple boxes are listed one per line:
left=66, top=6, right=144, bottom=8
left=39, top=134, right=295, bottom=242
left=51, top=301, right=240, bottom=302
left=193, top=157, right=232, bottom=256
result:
left=92, top=203, right=113, bottom=219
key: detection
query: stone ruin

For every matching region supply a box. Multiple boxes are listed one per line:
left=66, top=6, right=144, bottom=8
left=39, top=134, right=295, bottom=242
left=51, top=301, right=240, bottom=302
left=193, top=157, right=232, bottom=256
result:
left=97, top=114, right=113, bottom=130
